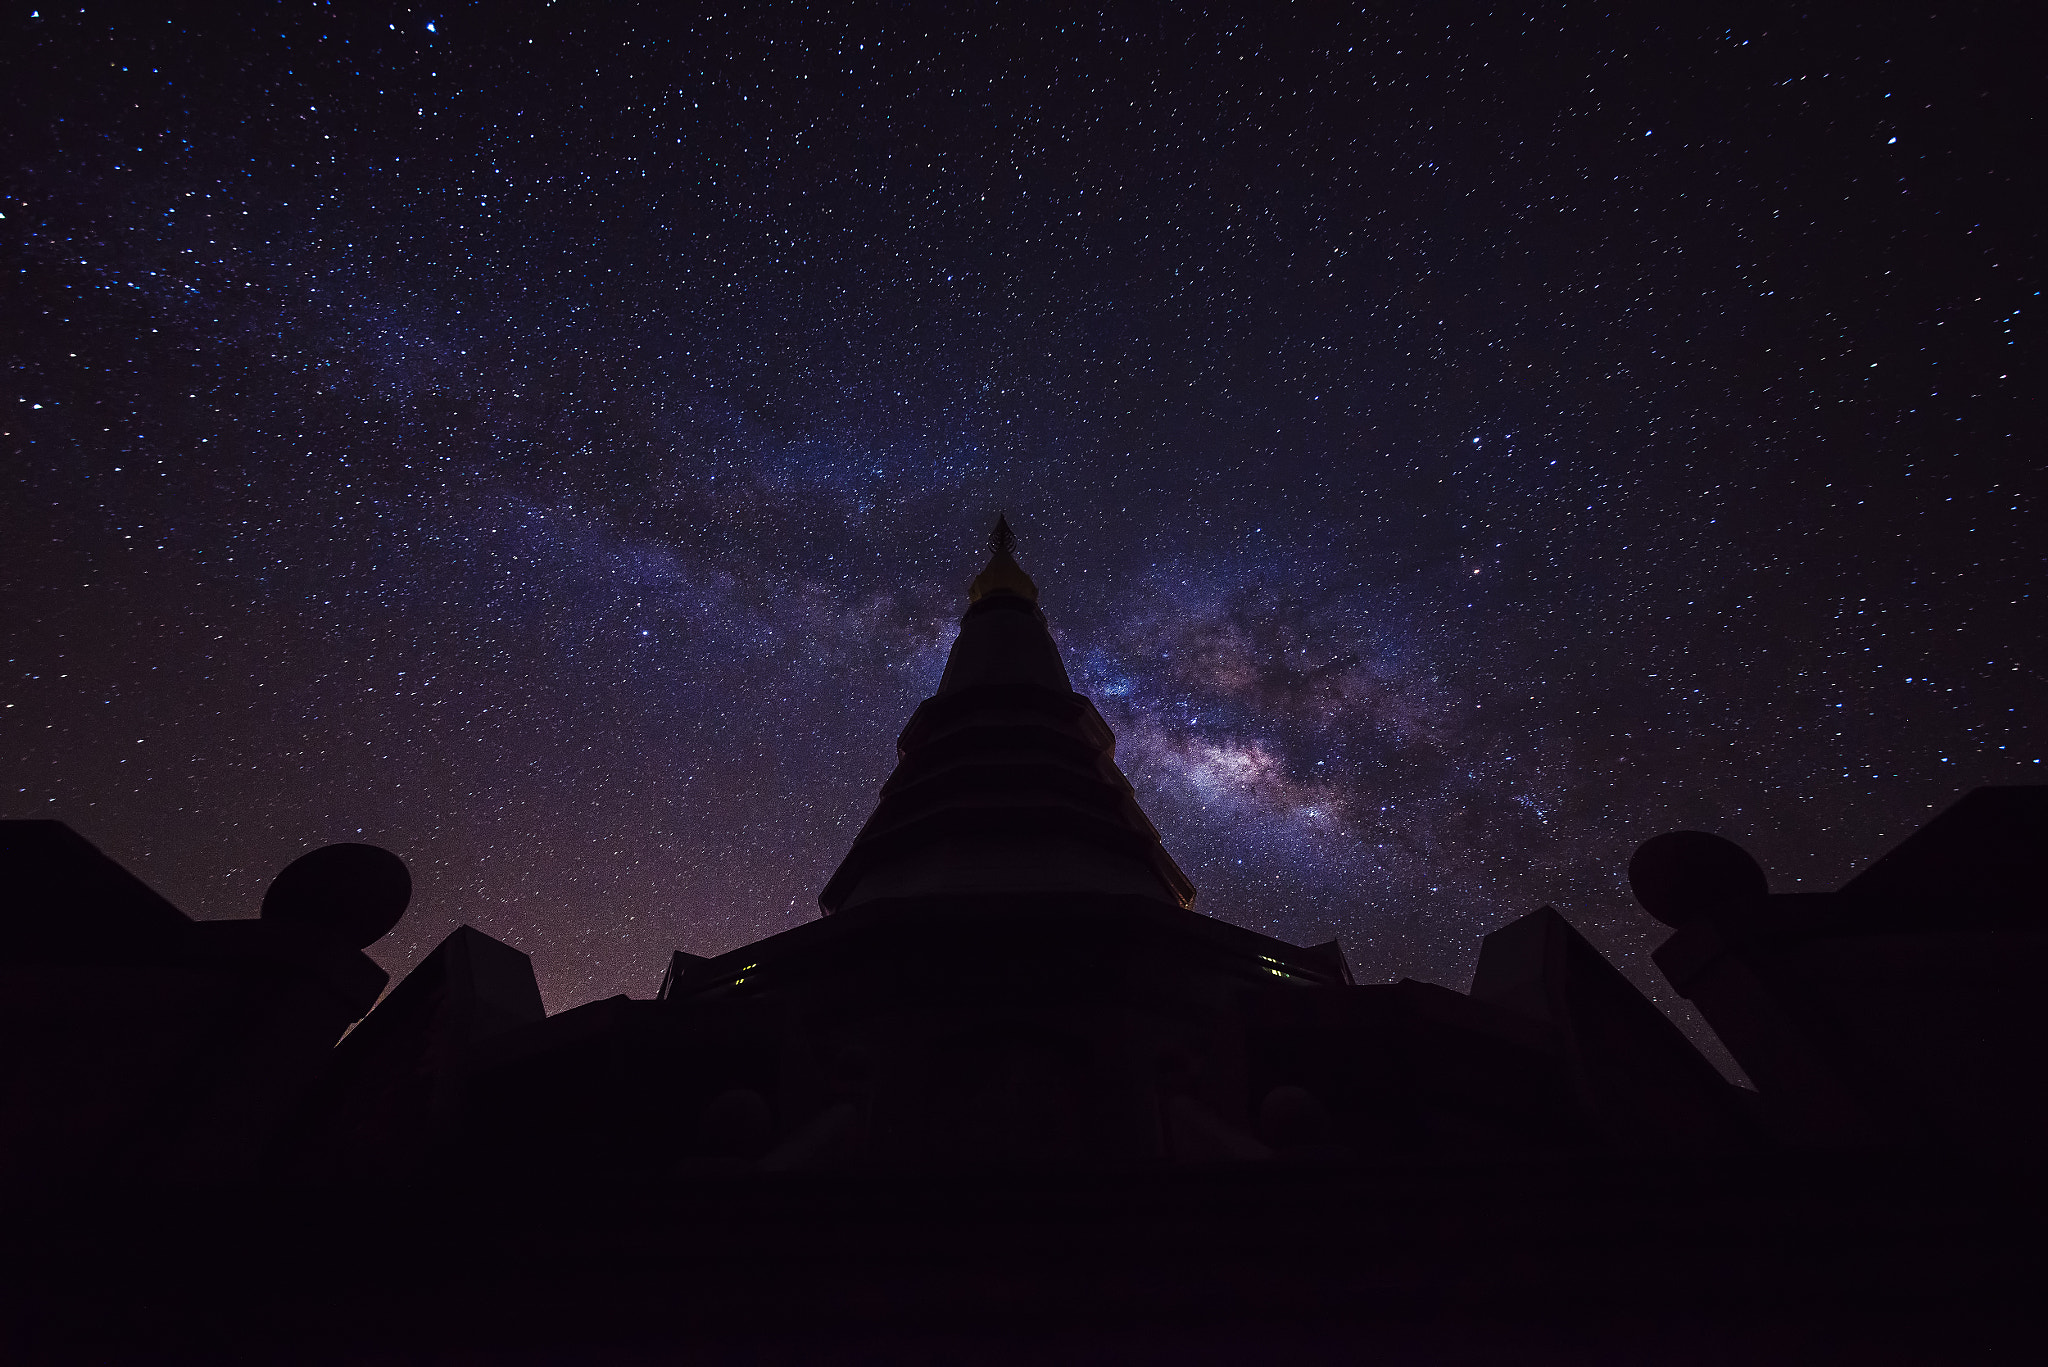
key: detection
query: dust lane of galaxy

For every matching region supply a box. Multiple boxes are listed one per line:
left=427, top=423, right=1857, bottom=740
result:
left=4, top=4, right=2038, bottom=1064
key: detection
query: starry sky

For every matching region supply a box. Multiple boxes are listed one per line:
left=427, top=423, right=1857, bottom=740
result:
left=5, top=3, right=2038, bottom=1060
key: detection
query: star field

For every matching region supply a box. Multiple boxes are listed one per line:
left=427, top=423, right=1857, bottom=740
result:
left=4, top=4, right=2038, bottom=1063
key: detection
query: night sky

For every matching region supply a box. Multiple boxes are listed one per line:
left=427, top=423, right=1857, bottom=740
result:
left=5, top=3, right=2038, bottom=1061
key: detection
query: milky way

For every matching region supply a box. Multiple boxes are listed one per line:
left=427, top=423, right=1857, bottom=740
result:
left=5, top=5, right=2038, bottom=1065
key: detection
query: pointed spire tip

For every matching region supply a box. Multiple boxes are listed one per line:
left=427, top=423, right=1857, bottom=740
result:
left=969, top=513, right=1038, bottom=603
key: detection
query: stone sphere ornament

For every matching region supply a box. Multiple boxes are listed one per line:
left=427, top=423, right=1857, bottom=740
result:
left=261, top=842, right=412, bottom=949
left=1627, top=831, right=1768, bottom=928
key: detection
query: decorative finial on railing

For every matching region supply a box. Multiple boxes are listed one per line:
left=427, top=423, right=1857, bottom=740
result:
left=989, top=514, right=1016, bottom=557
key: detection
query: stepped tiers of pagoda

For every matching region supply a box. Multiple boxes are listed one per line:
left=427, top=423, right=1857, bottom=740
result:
left=3, top=520, right=2043, bottom=1357
left=818, top=522, right=1196, bottom=916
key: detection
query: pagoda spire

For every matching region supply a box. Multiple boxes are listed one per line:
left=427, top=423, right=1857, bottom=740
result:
left=968, top=513, right=1038, bottom=604
left=817, top=518, right=1195, bottom=915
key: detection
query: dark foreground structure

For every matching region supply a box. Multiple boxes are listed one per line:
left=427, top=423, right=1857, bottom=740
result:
left=4, top=524, right=2044, bottom=1362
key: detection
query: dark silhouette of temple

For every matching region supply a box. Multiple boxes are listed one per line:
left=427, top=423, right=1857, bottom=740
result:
left=3, top=520, right=2043, bottom=1361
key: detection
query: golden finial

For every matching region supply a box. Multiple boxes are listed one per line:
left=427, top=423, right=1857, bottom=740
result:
left=968, top=512, right=1039, bottom=603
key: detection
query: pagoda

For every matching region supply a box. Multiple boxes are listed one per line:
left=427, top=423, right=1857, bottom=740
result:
left=650, top=515, right=1353, bottom=1167
left=3, top=520, right=2044, bottom=1357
